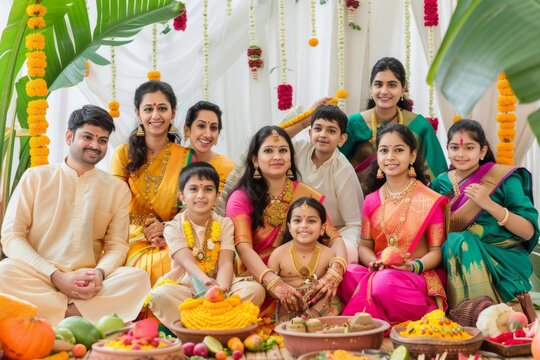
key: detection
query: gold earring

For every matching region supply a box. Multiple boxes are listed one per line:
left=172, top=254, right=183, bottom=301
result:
left=286, top=168, right=294, bottom=179
left=400, top=95, right=404, bottom=102
left=136, top=124, right=145, bottom=137
left=168, top=124, right=177, bottom=135
left=408, top=164, right=417, bottom=178
left=376, top=167, right=384, bottom=179
left=253, top=166, right=262, bottom=179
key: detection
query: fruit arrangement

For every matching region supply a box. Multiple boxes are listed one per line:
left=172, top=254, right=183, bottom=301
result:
left=399, top=309, right=471, bottom=340
left=313, top=350, right=370, bottom=360
left=182, top=333, right=283, bottom=359
left=179, top=287, right=259, bottom=330
left=102, top=319, right=175, bottom=350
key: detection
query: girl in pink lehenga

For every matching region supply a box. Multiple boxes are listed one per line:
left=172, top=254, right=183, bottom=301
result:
left=338, top=124, right=447, bottom=325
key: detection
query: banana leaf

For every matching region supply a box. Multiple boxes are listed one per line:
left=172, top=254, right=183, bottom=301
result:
left=427, top=0, right=540, bottom=144
left=0, top=0, right=184, bottom=204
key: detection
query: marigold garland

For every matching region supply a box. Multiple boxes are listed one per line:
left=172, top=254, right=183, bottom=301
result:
left=496, top=72, right=516, bottom=165
left=184, top=218, right=221, bottom=274
left=25, top=1, right=49, bottom=167
left=452, top=114, right=462, bottom=123
left=309, top=0, right=318, bottom=47
left=279, top=97, right=339, bottom=129
left=247, top=0, right=263, bottom=80
left=84, top=60, right=90, bottom=77
left=277, top=0, right=292, bottom=110
left=345, top=0, right=361, bottom=30
left=108, top=46, right=119, bottom=118
left=147, top=24, right=161, bottom=81
left=337, top=0, right=347, bottom=109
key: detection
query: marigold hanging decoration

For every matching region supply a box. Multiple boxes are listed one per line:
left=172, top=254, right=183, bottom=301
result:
left=279, top=98, right=339, bottom=129
left=277, top=0, right=292, bottom=110
left=147, top=24, right=161, bottom=80
left=247, top=0, right=263, bottom=80
left=452, top=114, right=462, bottom=122
left=308, top=0, right=319, bottom=47
left=496, top=73, right=517, bottom=165
left=203, top=0, right=209, bottom=100
left=84, top=60, right=90, bottom=77
left=108, top=46, right=120, bottom=118
left=25, top=1, right=49, bottom=167
left=345, top=0, right=361, bottom=30
left=424, top=0, right=439, bottom=132
left=337, top=0, right=347, bottom=109
left=173, top=8, right=187, bottom=31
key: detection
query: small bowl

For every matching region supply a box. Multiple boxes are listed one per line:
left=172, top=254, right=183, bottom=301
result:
left=298, top=350, right=389, bottom=360
left=90, top=339, right=184, bottom=360
left=274, top=316, right=390, bottom=357
left=169, top=320, right=258, bottom=346
left=389, top=326, right=483, bottom=360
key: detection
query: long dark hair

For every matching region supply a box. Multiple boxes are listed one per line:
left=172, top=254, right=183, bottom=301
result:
left=446, top=119, right=496, bottom=166
left=282, top=197, right=328, bottom=244
left=229, top=126, right=298, bottom=230
left=185, top=101, right=223, bottom=132
left=365, top=124, right=428, bottom=194
left=126, top=80, right=180, bottom=173
left=367, top=57, right=412, bottom=112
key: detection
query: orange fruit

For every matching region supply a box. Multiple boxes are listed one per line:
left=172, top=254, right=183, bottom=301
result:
left=227, top=337, right=242, bottom=349
left=72, top=343, right=87, bottom=358
left=230, top=341, right=244, bottom=353
left=215, top=351, right=227, bottom=360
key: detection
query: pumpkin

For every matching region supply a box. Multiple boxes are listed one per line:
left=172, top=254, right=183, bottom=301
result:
left=0, top=317, right=55, bottom=359
left=0, top=293, right=38, bottom=321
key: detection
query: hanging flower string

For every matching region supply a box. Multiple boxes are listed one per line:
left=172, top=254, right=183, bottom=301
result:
left=308, top=0, right=318, bottom=47
left=277, top=0, right=293, bottom=111
left=147, top=24, right=161, bottom=80
left=345, top=0, right=361, bottom=30
left=424, top=0, right=438, bottom=132
left=173, top=7, right=187, bottom=31
left=25, top=2, right=49, bottom=167
left=226, top=0, right=232, bottom=16
left=247, top=0, right=263, bottom=80
left=336, top=0, right=348, bottom=108
left=496, top=73, right=516, bottom=165
left=108, top=46, right=120, bottom=118
left=402, top=0, right=414, bottom=111
left=202, top=0, right=209, bottom=100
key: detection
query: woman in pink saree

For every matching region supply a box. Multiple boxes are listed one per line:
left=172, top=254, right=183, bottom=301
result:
left=338, top=124, right=447, bottom=324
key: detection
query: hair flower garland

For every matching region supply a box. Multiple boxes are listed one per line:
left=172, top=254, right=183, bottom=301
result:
left=345, top=0, right=361, bottom=30
left=173, top=8, right=187, bottom=31
left=496, top=72, right=516, bottom=165
left=25, top=1, right=49, bottom=167
left=277, top=0, right=293, bottom=110
left=247, top=0, right=264, bottom=80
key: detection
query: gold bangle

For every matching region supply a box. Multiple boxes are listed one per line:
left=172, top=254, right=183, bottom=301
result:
left=329, top=256, right=347, bottom=269
left=497, top=207, right=510, bottom=226
left=326, top=268, right=343, bottom=282
left=266, top=276, right=282, bottom=291
left=258, top=269, right=274, bottom=284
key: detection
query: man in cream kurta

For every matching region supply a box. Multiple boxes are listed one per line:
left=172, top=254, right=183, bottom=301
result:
left=0, top=105, right=150, bottom=325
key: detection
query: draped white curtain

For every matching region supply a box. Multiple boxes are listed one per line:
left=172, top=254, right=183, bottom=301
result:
left=1, top=0, right=538, bottom=203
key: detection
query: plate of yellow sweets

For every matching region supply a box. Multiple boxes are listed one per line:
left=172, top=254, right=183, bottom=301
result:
left=297, top=349, right=389, bottom=360
left=389, top=310, right=483, bottom=360
left=169, top=288, right=260, bottom=346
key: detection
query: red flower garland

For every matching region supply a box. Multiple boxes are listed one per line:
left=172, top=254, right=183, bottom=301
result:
left=277, top=84, right=293, bottom=111
left=247, top=46, right=263, bottom=80
left=173, top=9, right=187, bottom=31
left=424, top=0, right=438, bottom=27
left=425, top=117, right=439, bottom=132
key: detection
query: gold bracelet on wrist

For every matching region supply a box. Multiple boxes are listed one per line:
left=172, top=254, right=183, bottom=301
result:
left=326, top=268, right=343, bottom=282
left=266, top=276, right=282, bottom=291
left=258, top=269, right=275, bottom=284
left=497, top=207, right=510, bottom=226
left=329, top=256, right=347, bottom=275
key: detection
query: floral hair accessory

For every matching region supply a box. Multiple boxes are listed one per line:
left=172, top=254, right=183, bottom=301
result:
left=272, top=129, right=280, bottom=143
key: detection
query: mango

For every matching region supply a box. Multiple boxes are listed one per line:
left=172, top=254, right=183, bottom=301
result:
left=380, top=246, right=405, bottom=266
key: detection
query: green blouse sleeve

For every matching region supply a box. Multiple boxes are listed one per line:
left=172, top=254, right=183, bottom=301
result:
left=339, top=113, right=372, bottom=160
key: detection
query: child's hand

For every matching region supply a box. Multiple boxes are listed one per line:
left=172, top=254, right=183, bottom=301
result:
left=268, top=280, right=304, bottom=313
left=463, top=183, right=492, bottom=209
left=368, top=259, right=386, bottom=272
left=203, top=278, right=219, bottom=287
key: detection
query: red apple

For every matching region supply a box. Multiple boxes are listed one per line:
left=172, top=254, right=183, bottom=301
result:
left=182, top=342, right=195, bottom=356
left=232, top=349, right=244, bottom=360
left=204, top=286, right=226, bottom=303
left=380, top=246, right=405, bottom=266
left=193, top=342, right=209, bottom=358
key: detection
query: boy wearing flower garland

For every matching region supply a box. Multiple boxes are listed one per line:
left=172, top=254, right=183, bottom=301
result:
left=147, top=162, right=265, bottom=329
left=285, top=104, right=364, bottom=264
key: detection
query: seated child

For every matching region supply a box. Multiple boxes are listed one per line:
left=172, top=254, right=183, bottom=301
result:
left=268, top=197, right=342, bottom=322
left=147, top=162, right=265, bottom=329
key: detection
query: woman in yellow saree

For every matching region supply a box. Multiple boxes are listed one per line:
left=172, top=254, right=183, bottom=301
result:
left=111, top=81, right=193, bottom=285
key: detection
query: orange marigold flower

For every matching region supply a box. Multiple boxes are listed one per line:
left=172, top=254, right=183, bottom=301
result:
left=497, top=96, right=516, bottom=106
left=26, top=34, right=45, bottom=50
left=496, top=113, right=516, bottom=123
left=26, top=51, right=46, bottom=61
left=30, top=155, right=49, bottom=167
left=26, top=4, right=47, bottom=17
left=29, top=135, right=51, bottom=148
left=498, top=87, right=514, bottom=96
left=27, top=58, right=47, bottom=69
left=28, top=67, right=46, bottom=77
left=497, top=142, right=515, bottom=151
left=336, top=88, right=348, bottom=99
left=28, top=114, right=47, bottom=123
left=496, top=79, right=510, bottom=90
left=496, top=156, right=513, bottom=165
left=30, top=146, right=50, bottom=157
left=84, top=61, right=90, bottom=77
left=109, top=110, right=120, bottom=118
left=497, top=72, right=507, bottom=81
left=26, top=78, right=48, bottom=97
left=108, top=101, right=120, bottom=111
left=497, top=104, right=516, bottom=113
left=147, top=70, right=161, bottom=80
left=452, top=115, right=462, bottom=122
left=308, top=37, right=319, bottom=47
left=499, top=122, right=515, bottom=129
left=27, top=16, right=46, bottom=29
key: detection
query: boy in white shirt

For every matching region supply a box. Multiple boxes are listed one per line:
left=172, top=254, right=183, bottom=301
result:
left=286, top=104, right=364, bottom=263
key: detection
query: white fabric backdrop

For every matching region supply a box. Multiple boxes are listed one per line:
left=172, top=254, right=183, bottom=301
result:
left=1, top=0, right=538, bottom=204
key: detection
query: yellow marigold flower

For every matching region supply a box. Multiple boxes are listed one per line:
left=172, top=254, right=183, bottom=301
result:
left=498, top=87, right=514, bottom=96
left=497, top=104, right=516, bottom=113
left=28, top=115, right=47, bottom=124
left=497, top=72, right=507, bottom=81
left=147, top=70, right=161, bottom=80
left=308, top=37, right=319, bottom=47
left=28, top=67, right=46, bottom=77
left=26, top=51, right=46, bottom=61
left=26, top=34, right=45, bottom=50
left=496, top=79, right=510, bottom=90
left=31, top=155, right=49, bottom=167
left=28, top=120, right=48, bottom=133
left=30, top=146, right=50, bottom=157
left=28, top=99, right=49, bottom=111
left=108, top=101, right=120, bottom=111
left=497, top=96, right=516, bottom=106
left=109, top=110, right=120, bottom=118
left=497, top=142, right=515, bottom=150
left=498, top=128, right=516, bottom=139
left=497, top=156, right=513, bottom=165
left=26, top=4, right=47, bottom=17
left=26, top=78, right=48, bottom=97
left=27, top=58, right=47, bottom=69
left=27, top=16, right=46, bottom=29
left=452, top=115, right=462, bottom=122
left=499, top=122, right=514, bottom=129
left=496, top=113, right=516, bottom=123
left=336, top=88, right=348, bottom=99
left=84, top=61, right=90, bottom=77
left=29, top=135, right=51, bottom=148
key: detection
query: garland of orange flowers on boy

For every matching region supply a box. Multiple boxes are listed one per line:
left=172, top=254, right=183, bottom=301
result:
left=26, top=1, right=50, bottom=167
left=184, top=218, right=221, bottom=274
left=496, top=73, right=516, bottom=165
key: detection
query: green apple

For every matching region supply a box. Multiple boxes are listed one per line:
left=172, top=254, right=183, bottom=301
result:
left=95, top=313, right=125, bottom=338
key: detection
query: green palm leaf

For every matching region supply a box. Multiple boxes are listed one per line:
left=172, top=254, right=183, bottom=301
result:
left=427, top=0, right=540, bottom=143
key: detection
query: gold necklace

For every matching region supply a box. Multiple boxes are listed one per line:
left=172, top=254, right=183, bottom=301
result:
left=289, top=244, right=320, bottom=280
left=379, top=180, right=417, bottom=246
left=371, top=107, right=404, bottom=144
left=142, top=142, right=172, bottom=205
left=384, top=179, right=416, bottom=204
left=264, top=179, right=294, bottom=227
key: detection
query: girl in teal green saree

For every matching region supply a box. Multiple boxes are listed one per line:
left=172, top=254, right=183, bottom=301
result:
left=430, top=120, right=539, bottom=309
